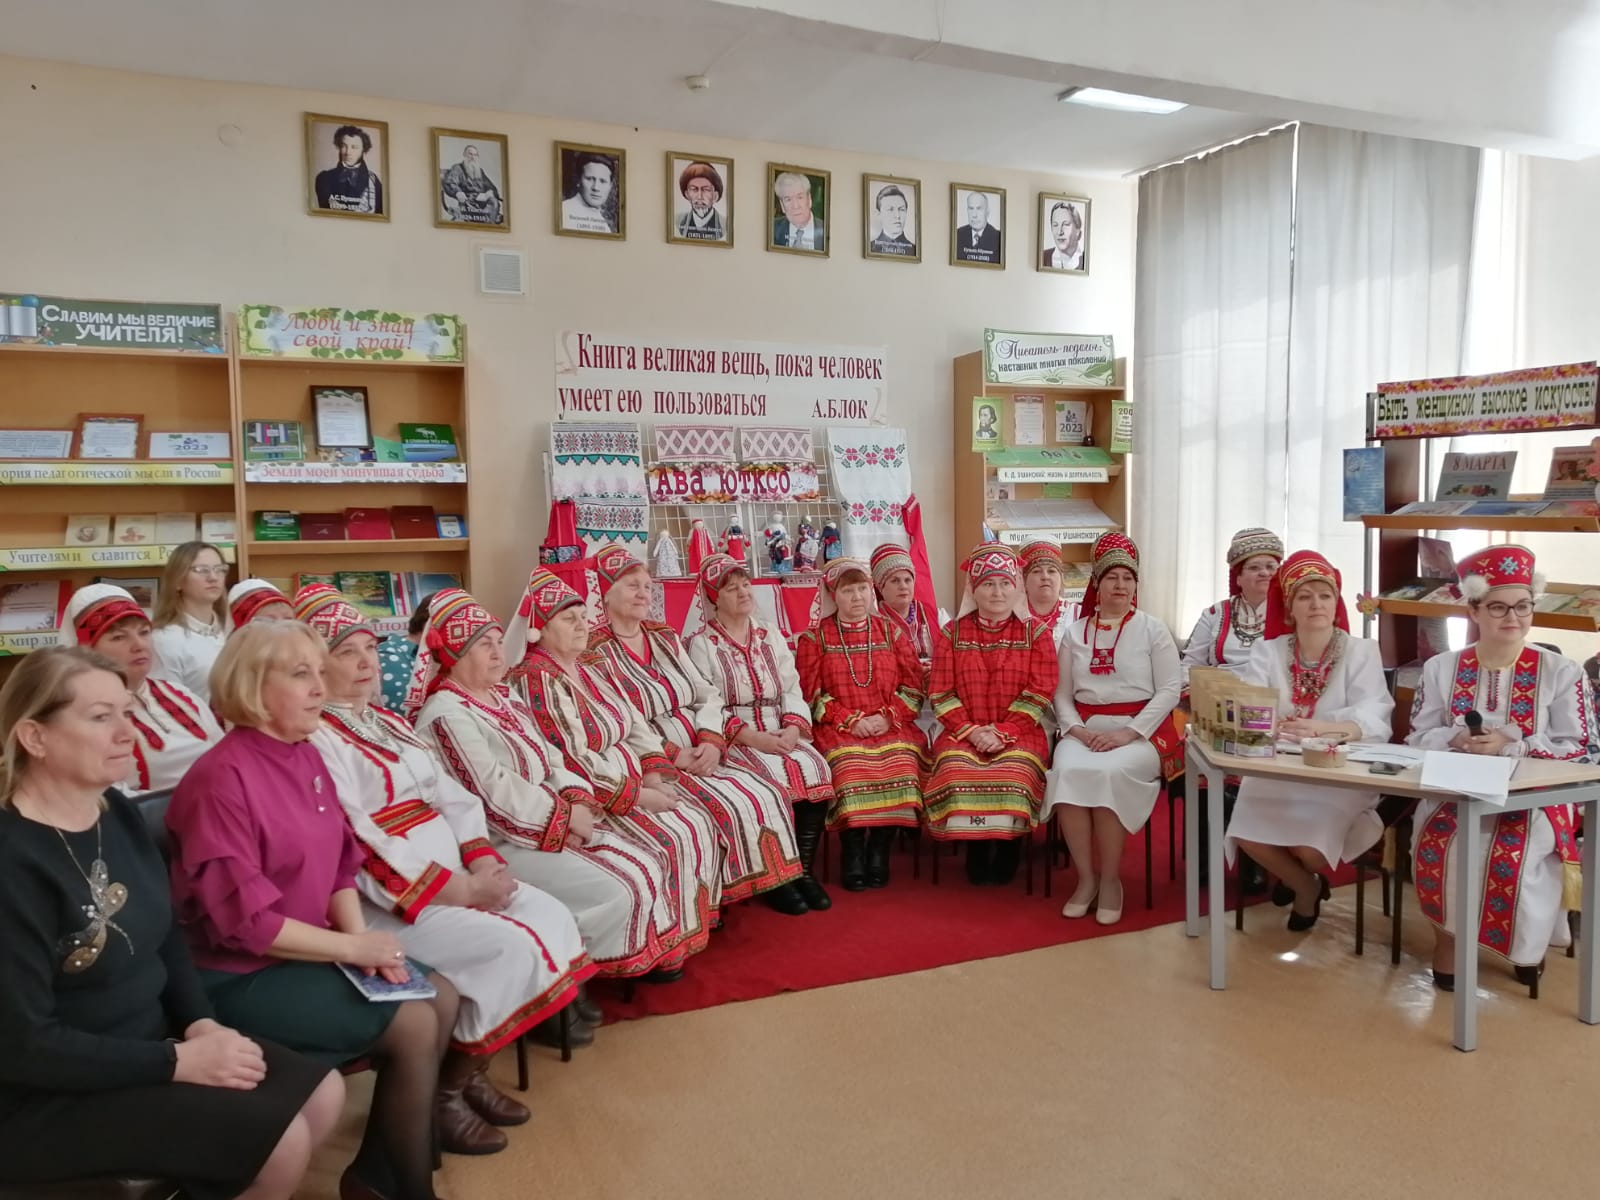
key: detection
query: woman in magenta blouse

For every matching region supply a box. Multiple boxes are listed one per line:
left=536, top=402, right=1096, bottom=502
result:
left=167, top=621, right=457, bottom=1200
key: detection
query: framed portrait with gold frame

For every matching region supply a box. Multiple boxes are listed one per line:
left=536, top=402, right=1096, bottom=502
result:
left=1037, top=191, right=1090, bottom=274
left=767, top=163, right=831, bottom=257
left=432, top=128, right=510, bottom=232
left=665, top=151, right=734, bottom=248
left=555, top=141, right=625, bottom=240
left=862, top=173, right=921, bottom=263
left=950, top=182, right=1005, bottom=270
left=305, top=112, right=390, bottom=221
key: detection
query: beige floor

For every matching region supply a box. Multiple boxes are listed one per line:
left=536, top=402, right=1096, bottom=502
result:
left=307, top=885, right=1600, bottom=1200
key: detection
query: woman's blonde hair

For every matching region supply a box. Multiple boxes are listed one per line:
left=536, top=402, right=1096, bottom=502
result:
left=210, top=621, right=326, bottom=729
left=152, top=541, right=230, bottom=630
left=0, top=646, right=127, bottom=810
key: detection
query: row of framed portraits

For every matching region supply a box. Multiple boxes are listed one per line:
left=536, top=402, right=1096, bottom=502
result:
left=301, top=111, right=1090, bottom=273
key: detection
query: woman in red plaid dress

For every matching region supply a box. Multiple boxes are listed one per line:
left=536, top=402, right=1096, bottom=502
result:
left=796, top=559, right=926, bottom=891
left=924, top=543, right=1056, bottom=886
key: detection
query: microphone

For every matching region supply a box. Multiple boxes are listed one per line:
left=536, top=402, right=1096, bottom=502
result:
left=1464, top=710, right=1484, bottom=736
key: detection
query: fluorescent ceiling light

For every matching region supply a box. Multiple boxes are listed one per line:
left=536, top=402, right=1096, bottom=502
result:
left=1059, top=87, right=1187, bottom=115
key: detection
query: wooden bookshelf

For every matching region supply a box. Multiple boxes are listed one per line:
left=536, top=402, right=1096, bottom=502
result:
left=951, top=350, right=1127, bottom=597
left=1362, top=513, right=1600, bottom=534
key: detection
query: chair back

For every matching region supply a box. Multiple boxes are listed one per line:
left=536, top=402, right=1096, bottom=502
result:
left=131, top=788, right=175, bottom=863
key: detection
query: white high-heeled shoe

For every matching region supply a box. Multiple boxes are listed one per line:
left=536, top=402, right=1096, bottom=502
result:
left=1061, top=882, right=1098, bottom=919
left=1094, top=881, right=1123, bottom=925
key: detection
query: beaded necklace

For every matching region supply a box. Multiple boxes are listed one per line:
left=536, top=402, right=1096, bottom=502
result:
left=1229, top=597, right=1266, bottom=647
left=1088, top=610, right=1133, bottom=675
left=1287, top=629, right=1344, bottom=717
left=835, top=615, right=875, bottom=687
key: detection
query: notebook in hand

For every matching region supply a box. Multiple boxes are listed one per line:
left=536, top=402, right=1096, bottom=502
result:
left=337, top=961, right=438, bottom=1002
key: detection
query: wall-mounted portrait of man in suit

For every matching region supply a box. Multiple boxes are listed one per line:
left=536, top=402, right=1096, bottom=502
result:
left=951, top=184, right=1005, bottom=269
left=767, top=163, right=830, bottom=257
left=863, top=174, right=921, bottom=263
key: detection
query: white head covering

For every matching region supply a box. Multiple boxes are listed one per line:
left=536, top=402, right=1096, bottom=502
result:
left=59, top=584, right=147, bottom=647
left=226, top=579, right=292, bottom=633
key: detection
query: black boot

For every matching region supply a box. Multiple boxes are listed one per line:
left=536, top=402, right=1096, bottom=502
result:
left=761, top=881, right=810, bottom=916
left=573, top=984, right=603, bottom=1026
left=840, top=828, right=869, bottom=891
left=965, top=840, right=994, bottom=885
left=792, top=802, right=832, bottom=910
left=990, top=837, right=1022, bottom=886
left=865, top=828, right=894, bottom=888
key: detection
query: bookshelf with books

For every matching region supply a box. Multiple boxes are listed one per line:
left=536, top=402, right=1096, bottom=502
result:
left=1358, top=361, right=1600, bottom=734
left=233, top=305, right=472, bottom=591
left=951, top=333, right=1128, bottom=599
left=0, top=310, right=236, bottom=669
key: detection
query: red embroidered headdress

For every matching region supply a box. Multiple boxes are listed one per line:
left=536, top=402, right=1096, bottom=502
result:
left=1079, top=532, right=1139, bottom=625
left=504, top=568, right=585, bottom=667
left=1455, top=544, right=1541, bottom=601
left=226, top=579, right=292, bottom=632
left=955, top=542, right=1029, bottom=622
left=1264, top=549, right=1350, bottom=639
left=292, top=584, right=370, bottom=648
left=59, top=584, right=146, bottom=648
left=869, top=543, right=915, bottom=594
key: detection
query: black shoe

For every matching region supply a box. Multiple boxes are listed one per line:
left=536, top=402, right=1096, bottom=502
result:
left=1432, top=969, right=1456, bottom=992
left=865, top=828, right=894, bottom=888
left=643, top=966, right=684, bottom=984
left=965, top=841, right=995, bottom=886
left=572, top=985, right=604, bottom=1025
left=1272, top=881, right=1295, bottom=907
left=792, top=802, right=833, bottom=911
left=1513, top=960, right=1546, bottom=990
left=1286, top=873, right=1328, bottom=932
left=840, top=828, right=869, bottom=892
left=1239, top=857, right=1269, bottom=896
left=989, top=838, right=1022, bottom=886
left=761, top=882, right=810, bottom=916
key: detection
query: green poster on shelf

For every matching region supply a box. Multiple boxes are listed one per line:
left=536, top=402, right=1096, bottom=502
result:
left=1110, top=401, right=1134, bottom=454
left=972, top=397, right=1002, bottom=451
left=0, top=293, right=223, bottom=352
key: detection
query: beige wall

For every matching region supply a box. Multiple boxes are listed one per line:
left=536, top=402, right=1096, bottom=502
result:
left=0, top=54, right=1135, bottom=618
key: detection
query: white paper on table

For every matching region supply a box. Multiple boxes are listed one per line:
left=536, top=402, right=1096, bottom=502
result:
left=1419, top=750, right=1514, bottom=805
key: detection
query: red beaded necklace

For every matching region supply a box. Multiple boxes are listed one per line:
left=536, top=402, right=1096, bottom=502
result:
left=1287, top=632, right=1340, bottom=717
left=1088, top=610, right=1132, bottom=675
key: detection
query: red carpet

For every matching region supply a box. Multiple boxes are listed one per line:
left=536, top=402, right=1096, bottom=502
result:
left=594, top=798, right=1353, bottom=1021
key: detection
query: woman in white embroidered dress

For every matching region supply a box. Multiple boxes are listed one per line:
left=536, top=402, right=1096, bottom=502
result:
left=1225, top=550, right=1393, bottom=931
left=686, top=553, right=836, bottom=910
left=1180, top=527, right=1282, bottom=682
left=149, top=542, right=230, bottom=699
left=59, top=583, right=222, bottom=795
left=585, top=548, right=810, bottom=916
left=413, top=589, right=686, bottom=982
left=505, top=568, right=724, bottom=970
left=297, top=584, right=595, bottom=1157
left=1043, top=534, right=1183, bottom=926
left=1406, top=545, right=1592, bottom=991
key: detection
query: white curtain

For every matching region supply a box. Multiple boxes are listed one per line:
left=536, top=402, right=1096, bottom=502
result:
left=1132, top=127, right=1295, bottom=633
left=1285, top=126, right=1480, bottom=598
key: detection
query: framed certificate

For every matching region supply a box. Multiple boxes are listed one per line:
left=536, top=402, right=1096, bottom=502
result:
left=0, top=429, right=74, bottom=459
left=76, top=413, right=143, bottom=460
left=312, top=387, right=372, bottom=449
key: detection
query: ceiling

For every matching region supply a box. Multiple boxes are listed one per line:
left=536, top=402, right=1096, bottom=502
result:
left=0, top=0, right=1278, bottom=177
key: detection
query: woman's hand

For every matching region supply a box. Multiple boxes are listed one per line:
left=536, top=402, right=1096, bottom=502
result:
left=343, top=929, right=408, bottom=976
left=566, top=804, right=597, bottom=850
left=1278, top=718, right=1321, bottom=742
left=173, top=1026, right=267, bottom=1091
left=686, top=742, right=722, bottom=774
left=468, top=860, right=517, bottom=910
left=968, top=725, right=1004, bottom=754
left=637, top=785, right=680, bottom=814
left=738, top=729, right=788, bottom=755
left=1461, top=727, right=1516, bottom=756
left=852, top=714, right=891, bottom=738
left=778, top=726, right=803, bottom=751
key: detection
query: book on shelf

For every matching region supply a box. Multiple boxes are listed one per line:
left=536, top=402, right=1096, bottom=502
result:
left=1434, top=451, right=1516, bottom=501
left=112, top=514, right=157, bottom=546
left=435, top=514, right=467, bottom=539
left=390, top=505, right=437, bottom=539
left=1537, top=499, right=1600, bottom=517
left=0, top=580, right=71, bottom=633
left=293, top=573, right=336, bottom=592
left=335, top=571, right=398, bottom=618
left=64, top=513, right=111, bottom=547
left=1542, top=446, right=1599, bottom=501
left=1417, top=536, right=1456, bottom=581
left=1534, top=593, right=1577, bottom=614
left=300, top=512, right=345, bottom=542
left=1564, top=590, right=1600, bottom=620
left=1391, top=500, right=1472, bottom=517
left=155, top=512, right=198, bottom=544
left=1380, top=578, right=1455, bottom=602
left=1461, top=500, right=1549, bottom=516
left=201, top=511, right=237, bottom=543
left=1416, top=583, right=1464, bottom=606
left=254, top=511, right=300, bottom=541
left=98, top=576, right=159, bottom=614
left=397, top=423, right=460, bottom=462
left=1342, top=447, right=1386, bottom=519
left=984, top=499, right=1113, bottom=530
left=345, top=508, right=394, bottom=540
left=243, top=420, right=305, bottom=463
left=400, top=572, right=463, bottom=612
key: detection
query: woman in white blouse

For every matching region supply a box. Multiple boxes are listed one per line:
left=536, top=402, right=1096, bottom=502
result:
left=1406, top=545, right=1593, bottom=990
left=1225, top=550, right=1393, bottom=931
left=1043, top=534, right=1183, bottom=926
left=148, top=541, right=230, bottom=699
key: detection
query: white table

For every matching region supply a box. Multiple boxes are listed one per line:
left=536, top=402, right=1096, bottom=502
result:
left=1183, top=736, right=1600, bottom=1051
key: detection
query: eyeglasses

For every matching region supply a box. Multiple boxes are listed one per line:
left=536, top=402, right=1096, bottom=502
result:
left=1482, top=600, right=1534, bottom=618
left=189, top=565, right=228, bottom=579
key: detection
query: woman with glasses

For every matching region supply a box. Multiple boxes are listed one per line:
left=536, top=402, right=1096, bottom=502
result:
left=1407, top=545, right=1595, bottom=991
left=150, top=542, right=231, bottom=700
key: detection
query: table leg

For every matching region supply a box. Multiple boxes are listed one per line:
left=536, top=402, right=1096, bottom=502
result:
left=1453, top=799, right=1483, bottom=1052
left=1184, top=753, right=1200, bottom=937
left=1581, top=797, right=1599, bottom=1026
left=1208, top=764, right=1227, bottom=990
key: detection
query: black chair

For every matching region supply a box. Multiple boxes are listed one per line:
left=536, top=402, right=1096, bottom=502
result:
left=0, top=1182, right=180, bottom=1200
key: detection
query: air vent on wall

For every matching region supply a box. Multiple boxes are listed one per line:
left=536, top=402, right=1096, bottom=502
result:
left=478, top=246, right=528, bottom=296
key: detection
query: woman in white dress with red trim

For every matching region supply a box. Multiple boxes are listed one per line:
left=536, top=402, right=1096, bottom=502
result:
left=1225, top=550, right=1393, bottom=931
left=59, top=583, right=223, bottom=795
left=1406, top=545, right=1593, bottom=991
left=296, top=584, right=594, bottom=1156
left=413, top=588, right=688, bottom=982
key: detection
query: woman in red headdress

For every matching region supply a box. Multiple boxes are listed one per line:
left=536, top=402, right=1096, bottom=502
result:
left=586, top=547, right=810, bottom=916
left=796, top=558, right=927, bottom=890
left=1407, top=544, right=1592, bottom=990
left=1042, top=533, right=1182, bottom=925
left=1225, top=551, right=1393, bottom=931
left=1019, top=540, right=1079, bottom=652
left=924, top=542, right=1056, bottom=886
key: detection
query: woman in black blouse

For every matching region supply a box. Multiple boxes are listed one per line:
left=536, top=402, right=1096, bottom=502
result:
left=0, top=647, right=343, bottom=1200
